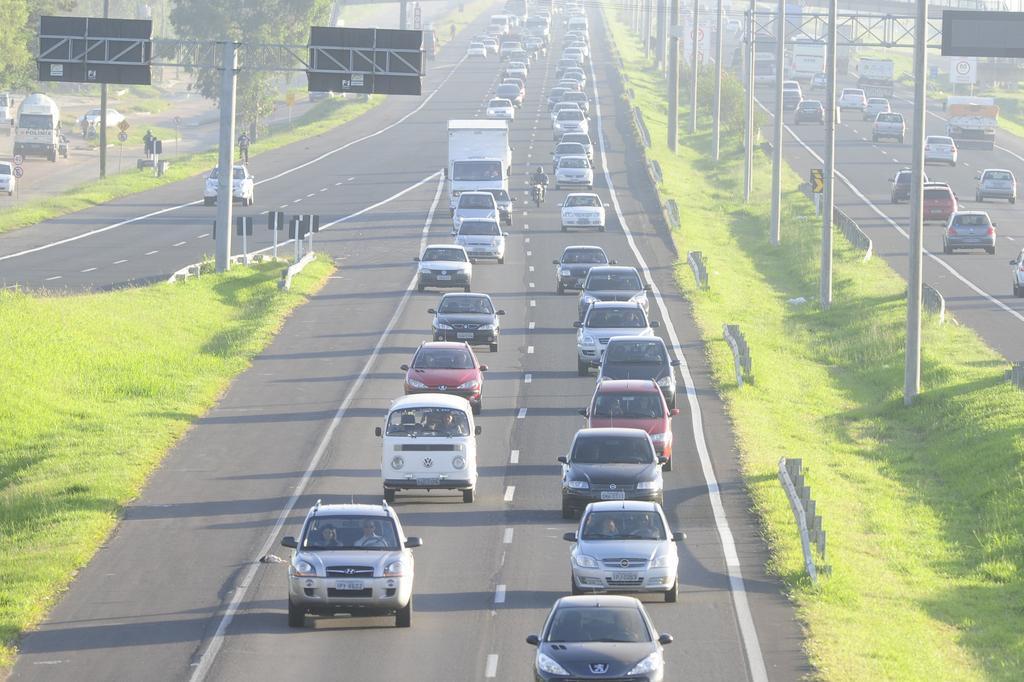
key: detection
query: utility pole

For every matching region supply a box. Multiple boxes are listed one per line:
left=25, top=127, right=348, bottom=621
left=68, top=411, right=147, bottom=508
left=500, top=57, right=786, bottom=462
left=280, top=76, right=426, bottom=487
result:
left=820, top=0, right=837, bottom=308
left=656, top=0, right=668, bottom=70
left=712, top=0, right=724, bottom=161
left=904, top=0, right=929, bottom=405
left=769, top=0, right=785, bottom=246
left=215, top=42, right=239, bottom=273
left=99, top=0, right=109, bottom=179
left=644, top=0, right=652, bottom=60
left=744, top=1, right=755, bottom=201
left=689, top=0, right=699, bottom=133
left=669, top=0, right=680, bottom=152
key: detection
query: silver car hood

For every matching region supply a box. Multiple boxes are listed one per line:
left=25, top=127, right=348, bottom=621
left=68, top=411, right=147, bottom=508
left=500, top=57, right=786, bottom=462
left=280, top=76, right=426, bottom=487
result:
left=576, top=539, right=674, bottom=562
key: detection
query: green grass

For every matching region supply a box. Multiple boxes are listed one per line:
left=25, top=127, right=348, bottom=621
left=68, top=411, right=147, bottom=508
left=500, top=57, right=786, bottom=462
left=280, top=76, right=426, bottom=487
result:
left=608, top=13, right=1024, bottom=681
left=0, top=256, right=334, bottom=670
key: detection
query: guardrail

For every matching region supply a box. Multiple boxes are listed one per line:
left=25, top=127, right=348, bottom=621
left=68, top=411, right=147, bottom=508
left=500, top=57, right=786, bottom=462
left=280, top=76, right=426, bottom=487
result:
left=664, top=199, right=680, bottom=229
left=687, top=251, right=709, bottom=289
left=633, top=106, right=651, bottom=148
left=167, top=253, right=273, bottom=284
left=723, top=324, right=753, bottom=386
left=922, top=284, right=946, bottom=324
left=833, top=207, right=874, bottom=261
left=280, top=251, right=316, bottom=290
left=778, top=457, right=828, bottom=585
left=648, top=159, right=662, bottom=185
left=1007, top=361, right=1024, bottom=390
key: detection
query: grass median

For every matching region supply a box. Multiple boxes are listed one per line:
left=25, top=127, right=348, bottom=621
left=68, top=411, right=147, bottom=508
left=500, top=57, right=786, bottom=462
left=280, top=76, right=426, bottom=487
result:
left=608, top=12, right=1024, bottom=681
left=0, top=257, right=333, bottom=669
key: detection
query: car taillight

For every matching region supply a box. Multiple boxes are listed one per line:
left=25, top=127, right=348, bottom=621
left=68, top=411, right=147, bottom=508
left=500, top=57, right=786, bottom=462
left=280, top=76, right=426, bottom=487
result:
left=1019, top=262, right=1024, bottom=272
left=987, top=226, right=996, bottom=236
left=947, top=226, right=957, bottom=235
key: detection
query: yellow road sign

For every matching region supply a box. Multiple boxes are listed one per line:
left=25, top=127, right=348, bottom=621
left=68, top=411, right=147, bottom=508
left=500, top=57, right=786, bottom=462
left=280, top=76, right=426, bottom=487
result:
left=117, top=119, right=130, bottom=132
left=286, top=91, right=296, bottom=107
left=810, top=168, right=824, bottom=193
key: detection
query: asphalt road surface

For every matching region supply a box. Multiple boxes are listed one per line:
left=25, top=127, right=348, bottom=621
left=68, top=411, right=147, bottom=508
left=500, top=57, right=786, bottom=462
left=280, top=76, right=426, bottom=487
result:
left=10, top=6, right=808, bottom=681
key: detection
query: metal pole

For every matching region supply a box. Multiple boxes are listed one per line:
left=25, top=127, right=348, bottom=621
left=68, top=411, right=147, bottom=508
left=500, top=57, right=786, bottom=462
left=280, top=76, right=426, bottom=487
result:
left=214, top=41, right=238, bottom=273
left=820, top=0, right=837, bottom=308
left=400, top=0, right=408, bottom=30
left=242, top=222, right=248, bottom=265
left=904, top=0, right=929, bottom=405
left=669, top=0, right=680, bottom=152
left=644, top=0, right=652, bottom=60
left=689, top=0, right=699, bottom=133
left=99, top=0, right=110, bottom=179
left=712, top=0, right=724, bottom=161
left=656, top=0, right=668, bottom=70
left=744, top=2, right=754, bottom=201
left=769, top=0, right=785, bottom=246
left=273, top=217, right=279, bottom=259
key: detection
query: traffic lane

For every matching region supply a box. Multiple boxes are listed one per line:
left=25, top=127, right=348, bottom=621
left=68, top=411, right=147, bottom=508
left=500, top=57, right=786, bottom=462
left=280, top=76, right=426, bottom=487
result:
left=0, top=12, right=499, bottom=289
left=8, top=180, right=446, bottom=682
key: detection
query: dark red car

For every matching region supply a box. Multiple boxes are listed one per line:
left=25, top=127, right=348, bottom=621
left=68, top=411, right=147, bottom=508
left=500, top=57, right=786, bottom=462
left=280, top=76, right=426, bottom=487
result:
left=580, top=379, right=679, bottom=470
left=923, top=182, right=958, bottom=223
left=401, top=342, right=488, bottom=414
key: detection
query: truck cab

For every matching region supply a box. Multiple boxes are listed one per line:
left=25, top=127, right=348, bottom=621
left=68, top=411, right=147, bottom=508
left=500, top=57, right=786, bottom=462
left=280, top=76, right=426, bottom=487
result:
left=14, top=93, right=63, bottom=162
left=447, top=120, right=512, bottom=212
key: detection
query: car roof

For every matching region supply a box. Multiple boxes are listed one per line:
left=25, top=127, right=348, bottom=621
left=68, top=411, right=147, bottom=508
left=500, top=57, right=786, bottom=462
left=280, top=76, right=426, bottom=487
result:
left=459, top=190, right=496, bottom=197
left=424, top=243, right=467, bottom=251
left=559, top=154, right=589, bottom=161
left=951, top=210, right=989, bottom=217
left=390, top=393, right=473, bottom=410
left=563, top=244, right=605, bottom=253
left=588, top=265, right=639, bottom=275
left=440, top=292, right=492, bottom=301
left=311, top=502, right=393, bottom=518
left=418, top=340, right=473, bottom=350
left=606, top=335, right=666, bottom=346
left=588, top=301, right=643, bottom=311
left=565, top=192, right=600, bottom=198
left=593, top=379, right=662, bottom=393
left=584, top=499, right=664, bottom=513
left=981, top=168, right=1013, bottom=174
left=575, top=426, right=651, bottom=439
left=554, top=594, right=644, bottom=608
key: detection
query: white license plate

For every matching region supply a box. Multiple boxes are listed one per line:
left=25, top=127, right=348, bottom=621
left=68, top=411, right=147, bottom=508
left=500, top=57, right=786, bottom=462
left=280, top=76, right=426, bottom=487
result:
left=611, top=572, right=638, bottom=582
left=457, top=332, right=475, bottom=339
left=417, top=477, right=441, bottom=486
left=600, top=491, right=626, bottom=500
left=335, top=580, right=364, bottom=590
left=436, top=275, right=452, bottom=281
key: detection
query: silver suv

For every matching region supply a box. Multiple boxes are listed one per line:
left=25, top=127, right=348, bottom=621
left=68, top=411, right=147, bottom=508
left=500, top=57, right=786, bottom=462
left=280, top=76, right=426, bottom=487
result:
left=281, top=501, right=423, bottom=628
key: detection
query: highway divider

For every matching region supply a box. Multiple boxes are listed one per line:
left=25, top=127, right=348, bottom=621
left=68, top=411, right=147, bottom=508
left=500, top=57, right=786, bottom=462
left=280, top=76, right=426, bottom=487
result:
left=778, top=458, right=828, bottom=584
left=723, top=324, right=753, bottom=387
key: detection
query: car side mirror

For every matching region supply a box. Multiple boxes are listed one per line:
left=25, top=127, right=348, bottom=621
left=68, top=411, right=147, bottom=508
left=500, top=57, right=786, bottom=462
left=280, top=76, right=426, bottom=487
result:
left=404, top=536, right=423, bottom=549
left=400, top=364, right=409, bottom=371
left=475, top=425, right=482, bottom=435
left=427, top=308, right=436, bottom=314
left=553, top=259, right=561, bottom=265
left=658, top=455, right=669, bottom=465
left=975, top=173, right=981, bottom=180
left=610, top=259, right=618, bottom=265
left=503, top=232, right=510, bottom=237
left=578, top=408, right=588, bottom=417
left=375, top=426, right=382, bottom=437
left=557, top=455, right=568, bottom=464
left=1011, top=260, right=1018, bottom=265
left=479, top=364, right=489, bottom=372
left=563, top=531, right=578, bottom=542
left=573, top=321, right=582, bottom=328
left=993, top=223, right=998, bottom=228
left=281, top=536, right=297, bottom=549
left=672, top=532, right=684, bottom=542
left=413, top=256, right=420, bottom=262
left=497, top=310, right=506, bottom=315
left=526, top=634, right=540, bottom=646
left=650, top=320, right=660, bottom=328
left=644, top=284, right=653, bottom=292
left=670, top=408, right=680, bottom=416
left=659, top=634, right=674, bottom=646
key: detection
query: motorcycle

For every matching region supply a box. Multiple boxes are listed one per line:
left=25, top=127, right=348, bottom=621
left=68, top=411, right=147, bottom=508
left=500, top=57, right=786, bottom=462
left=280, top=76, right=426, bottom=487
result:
left=531, top=182, right=545, bottom=207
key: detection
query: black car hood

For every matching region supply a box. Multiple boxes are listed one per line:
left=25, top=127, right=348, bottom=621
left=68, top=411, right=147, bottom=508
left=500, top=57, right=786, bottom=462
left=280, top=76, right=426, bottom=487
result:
left=435, top=312, right=496, bottom=326
left=539, top=642, right=655, bottom=677
left=568, top=462, right=658, bottom=485
left=561, top=263, right=602, bottom=274
left=600, top=363, right=668, bottom=381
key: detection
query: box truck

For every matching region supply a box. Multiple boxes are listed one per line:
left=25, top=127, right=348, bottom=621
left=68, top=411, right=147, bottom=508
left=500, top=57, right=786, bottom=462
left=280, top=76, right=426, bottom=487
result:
left=447, top=120, right=512, bottom=213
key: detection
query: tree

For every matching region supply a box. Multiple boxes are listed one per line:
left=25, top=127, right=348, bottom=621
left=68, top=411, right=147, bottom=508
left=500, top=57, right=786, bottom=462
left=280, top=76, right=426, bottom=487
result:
left=0, top=0, right=77, bottom=89
left=170, top=0, right=331, bottom=128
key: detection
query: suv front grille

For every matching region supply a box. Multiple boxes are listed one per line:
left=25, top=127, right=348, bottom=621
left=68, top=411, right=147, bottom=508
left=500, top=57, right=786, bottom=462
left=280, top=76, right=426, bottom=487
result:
left=326, top=565, right=374, bottom=577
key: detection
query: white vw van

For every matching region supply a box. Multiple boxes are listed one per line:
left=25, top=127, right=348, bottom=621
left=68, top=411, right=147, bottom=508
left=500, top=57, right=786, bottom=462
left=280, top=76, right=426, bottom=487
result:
left=376, top=394, right=480, bottom=503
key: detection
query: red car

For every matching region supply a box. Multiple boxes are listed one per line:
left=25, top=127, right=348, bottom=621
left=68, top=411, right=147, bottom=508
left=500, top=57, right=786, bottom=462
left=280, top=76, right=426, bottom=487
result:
left=580, top=379, right=679, bottom=470
left=401, top=342, right=488, bottom=414
left=923, top=182, right=958, bottom=223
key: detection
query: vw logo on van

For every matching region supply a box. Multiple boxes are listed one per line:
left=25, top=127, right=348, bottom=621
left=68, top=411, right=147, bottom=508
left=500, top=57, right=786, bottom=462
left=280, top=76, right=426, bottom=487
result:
left=423, top=457, right=434, bottom=468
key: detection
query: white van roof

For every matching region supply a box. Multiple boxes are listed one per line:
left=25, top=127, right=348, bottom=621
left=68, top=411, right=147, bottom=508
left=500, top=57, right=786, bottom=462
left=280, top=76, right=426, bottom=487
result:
left=389, top=393, right=473, bottom=412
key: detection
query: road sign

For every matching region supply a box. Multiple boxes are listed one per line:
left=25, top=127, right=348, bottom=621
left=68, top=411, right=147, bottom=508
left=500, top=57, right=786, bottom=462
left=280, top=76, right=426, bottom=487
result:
left=37, top=16, right=153, bottom=85
left=810, top=168, right=824, bottom=193
left=13, top=166, right=23, bottom=178
left=949, top=57, right=977, bottom=85
left=13, top=154, right=24, bottom=165
left=307, top=27, right=425, bottom=96
left=942, top=10, right=1024, bottom=58
left=286, top=90, right=296, bottom=107
left=117, top=119, right=130, bottom=132
left=117, top=131, right=128, bottom=142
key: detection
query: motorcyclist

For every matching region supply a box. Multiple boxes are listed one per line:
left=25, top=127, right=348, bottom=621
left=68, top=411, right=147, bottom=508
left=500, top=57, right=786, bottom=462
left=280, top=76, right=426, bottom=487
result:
left=530, top=165, right=548, bottom=204
left=237, top=132, right=251, bottom=163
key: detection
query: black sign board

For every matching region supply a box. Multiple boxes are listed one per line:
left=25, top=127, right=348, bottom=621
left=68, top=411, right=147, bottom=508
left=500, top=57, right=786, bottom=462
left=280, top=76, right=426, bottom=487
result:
left=235, top=216, right=254, bottom=236
left=942, top=11, right=1024, bottom=58
left=38, top=16, right=152, bottom=84
left=307, top=26, right=423, bottom=96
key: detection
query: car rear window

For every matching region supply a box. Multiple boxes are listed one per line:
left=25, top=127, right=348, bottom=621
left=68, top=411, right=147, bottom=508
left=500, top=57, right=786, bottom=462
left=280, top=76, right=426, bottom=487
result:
left=423, top=247, right=467, bottom=262
left=592, top=392, right=663, bottom=419
left=877, top=113, right=901, bottom=122
left=563, top=249, right=607, bottom=264
left=952, top=213, right=990, bottom=226
left=557, top=143, right=586, bottom=155
left=586, top=272, right=642, bottom=290
left=924, top=188, right=953, bottom=201
left=985, top=171, right=1013, bottom=181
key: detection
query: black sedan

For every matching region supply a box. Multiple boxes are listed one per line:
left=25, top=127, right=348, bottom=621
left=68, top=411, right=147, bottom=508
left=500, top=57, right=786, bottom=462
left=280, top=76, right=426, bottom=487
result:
left=527, top=595, right=673, bottom=681
left=793, top=99, right=824, bottom=125
left=559, top=428, right=665, bottom=519
left=554, top=245, right=614, bottom=294
left=429, top=293, right=505, bottom=352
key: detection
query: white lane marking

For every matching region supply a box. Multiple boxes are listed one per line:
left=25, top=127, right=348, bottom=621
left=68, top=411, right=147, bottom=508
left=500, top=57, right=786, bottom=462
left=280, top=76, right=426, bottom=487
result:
left=347, top=176, right=356, bottom=181
left=524, top=373, right=532, bottom=383
left=529, top=299, right=536, bottom=307
left=510, top=449, right=520, bottom=464
left=591, top=43, right=768, bottom=682
left=524, top=237, right=530, bottom=243
left=198, top=233, right=210, bottom=239
left=306, top=193, right=315, bottom=198
left=144, top=250, right=159, bottom=255
left=526, top=250, right=532, bottom=256
left=524, top=224, right=530, bottom=230
left=187, top=175, right=446, bottom=682
left=113, top=259, right=128, bottom=264
left=279, top=204, right=288, bottom=209
left=319, top=187, right=328, bottom=192
left=528, top=265, right=534, bottom=272
left=81, top=267, right=96, bottom=273
left=1007, top=236, right=1015, bottom=241
left=485, top=654, right=499, bottom=678
left=292, top=198, right=303, bottom=204
left=335, top=181, right=343, bottom=186
left=494, top=584, right=507, bottom=602
left=528, top=321, right=535, bottom=330
left=44, top=275, right=62, bottom=281
left=0, top=55, right=469, bottom=266
left=527, top=345, right=535, bottom=354
left=259, top=210, right=269, bottom=215
left=528, top=282, right=535, bottom=288
left=517, top=407, right=527, bottom=419
left=173, top=241, right=187, bottom=247
left=503, top=528, right=514, bottom=543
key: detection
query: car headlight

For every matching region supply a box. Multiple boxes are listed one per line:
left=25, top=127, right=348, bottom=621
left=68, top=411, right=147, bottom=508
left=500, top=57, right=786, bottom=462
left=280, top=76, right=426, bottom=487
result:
left=457, top=379, right=480, bottom=390
left=630, top=292, right=648, bottom=303
left=434, top=322, right=453, bottom=330
left=650, top=432, right=670, bottom=444
left=627, top=651, right=663, bottom=676
left=383, top=560, right=406, bottom=577
left=565, top=479, right=589, bottom=490
left=537, top=652, right=570, bottom=676
left=649, top=554, right=673, bottom=569
left=292, top=559, right=316, bottom=577
left=581, top=293, right=597, bottom=305
left=573, top=553, right=600, bottom=568
left=656, top=375, right=674, bottom=388
left=452, top=455, right=466, bottom=470
left=391, top=456, right=405, bottom=470
left=636, top=480, right=662, bottom=491
left=560, top=269, right=572, bottom=276
left=581, top=334, right=596, bottom=346
left=478, top=323, right=495, bottom=331
left=407, top=378, right=428, bottom=389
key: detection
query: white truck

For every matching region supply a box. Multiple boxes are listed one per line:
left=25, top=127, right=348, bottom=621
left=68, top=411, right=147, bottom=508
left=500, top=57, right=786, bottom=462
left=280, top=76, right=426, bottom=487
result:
left=14, top=93, right=66, bottom=162
left=857, top=58, right=895, bottom=98
left=787, top=40, right=826, bottom=81
left=0, top=93, right=14, bottom=125
left=946, top=96, right=998, bottom=150
left=446, top=120, right=512, bottom=214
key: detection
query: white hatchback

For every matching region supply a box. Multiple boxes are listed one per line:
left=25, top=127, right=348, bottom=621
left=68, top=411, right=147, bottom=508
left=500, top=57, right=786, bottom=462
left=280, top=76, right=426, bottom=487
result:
left=0, top=161, right=14, bottom=196
left=1011, top=248, right=1024, bottom=298
left=561, top=192, right=606, bottom=231
left=555, top=155, right=594, bottom=190
left=838, top=87, right=867, bottom=111
left=467, top=42, right=487, bottom=58
left=924, top=135, right=958, bottom=166
left=203, top=164, right=254, bottom=206
left=485, top=98, right=515, bottom=121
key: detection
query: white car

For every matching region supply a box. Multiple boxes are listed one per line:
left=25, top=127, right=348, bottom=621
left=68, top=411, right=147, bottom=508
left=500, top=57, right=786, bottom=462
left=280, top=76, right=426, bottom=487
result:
left=0, top=161, right=14, bottom=196
left=77, top=107, right=126, bottom=128
left=575, top=302, right=657, bottom=371
left=561, top=192, right=606, bottom=231
left=564, top=500, right=681, bottom=601
left=838, top=88, right=867, bottom=111
left=485, top=97, right=515, bottom=120
left=415, top=244, right=473, bottom=292
left=863, top=97, right=891, bottom=121
left=203, top=164, right=255, bottom=206
left=551, top=101, right=582, bottom=126
left=555, top=155, right=594, bottom=190
left=924, top=135, right=958, bottom=166
left=1011, top=248, right=1024, bottom=297
left=452, top=191, right=499, bottom=233
left=481, top=37, right=499, bottom=54
left=466, top=42, right=487, bottom=58
left=455, top=218, right=508, bottom=263
left=553, top=108, right=589, bottom=140
left=505, top=62, right=528, bottom=80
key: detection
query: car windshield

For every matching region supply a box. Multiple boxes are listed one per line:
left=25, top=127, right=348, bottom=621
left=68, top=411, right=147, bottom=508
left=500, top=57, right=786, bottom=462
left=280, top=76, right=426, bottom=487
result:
left=496, top=85, right=518, bottom=97
left=560, top=157, right=590, bottom=169
left=386, top=406, right=470, bottom=437
left=549, top=88, right=567, bottom=100
left=800, top=102, right=820, bottom=110
left=565, top=195, right=600, bottom=207
left=488, top=99, right=510, bottom=108
left=605, top=340, right=667, bottom=364
left=302, top=515, right=400, bottom=551
left=546, top=606, right=651, bottom=643
left=459, top=194, right=495, bottom=210
left=924, top=189, right=953, bottom=201
left=581, top=510, right=668, bottom=540
left=422, top=247, right=467, bottom=262
left=563, top=249, right=607, bottom=264
left=19, top=113, right=54, bottom=129
left=452, top=161, right=502, bottom=181
left=469, top=42, right=484, bottom=49
left=571, top=435, right=654, bottom=464
left=868, top=99, right=888, bottom=107
left=985, top=171, right=1012, bottom=181
left=439, top=296, right=493, bottom=314
left=565, top=93, right=586, bottom=103
left=558, top=110, right=584, bottom=121
left=587, top=272, right=642, bottom=291
left=459, top=220, right=500, bottom=236
left=592, top=392, right=663, bottom=419
left=413, top=347, right=475, bottom=369
left=877, top=113, right=901, bottom=122
left=927, top=137, right=953, bottom=145
left=557, top=143, right=586, bottom=155
left=586, top=307, right=645, bottom=328
left=953, top=214, right=990, bottom=227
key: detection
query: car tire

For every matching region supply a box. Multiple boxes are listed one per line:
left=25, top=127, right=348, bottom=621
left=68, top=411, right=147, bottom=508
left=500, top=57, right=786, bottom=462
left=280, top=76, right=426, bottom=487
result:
left=951, top=161, right=956, bottom=167
left=464, top=285, right=471, bottom=293
left=490, top=341, right=499, bottom=352
left=287, top=598, right=305, bottom=628
left=977, top=193, right=983, bottom=202
left=1011, top=197, right=1016, bottom=204
left=987, top=246, right=996, bottom=255
left=571, top=577, right=584, bottom=595
left=203, top=197, right=213, bottom=206
left=395, top=601, right=412, bottom=628
left=599, top=225, right=605, bottom=232
left=463, top=488, right=475, bottom=503
left=498, top=257, right=504, bottom=264
left=561, top=500, right=574, bottom=519
left=472, top=399, right=482, bottom=415
left=577, top=359, right=589, bottom=376
left=872, top=136, right=877, bottom=143
left=557, top=283, right=565, bottom=295
left=943, top=242, right=952, bottom=255
left=417, top=283, right=426, bottom=292
left=1015, top=282, right=1022, bottom=297
left=555, top=183, right=560, bottom=190
left=665, top=580, right=679, bottom=603
left=384, top=488, right=396, bottom=504
left=561, top=224, right=567, bottom=232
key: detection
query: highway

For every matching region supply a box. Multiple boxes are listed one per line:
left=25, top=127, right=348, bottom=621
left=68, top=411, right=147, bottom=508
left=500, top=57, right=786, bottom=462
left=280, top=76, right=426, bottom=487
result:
left=759, top=75, right=1024, bottom=360
left=9, top=5, right=808, bottom=682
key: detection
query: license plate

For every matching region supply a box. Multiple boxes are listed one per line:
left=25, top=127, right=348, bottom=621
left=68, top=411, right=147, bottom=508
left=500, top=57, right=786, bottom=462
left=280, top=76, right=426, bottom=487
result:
left=436, top=275, right=452, bottom=281
left=600, top=491, right=626, bottom=500
left=611, top=572, right=638, bottom=582
left=335, top=580, right=364, bottom=590
left=417, top=477, right=441, bottom=486
left=457, top=332, right=475, bottom=339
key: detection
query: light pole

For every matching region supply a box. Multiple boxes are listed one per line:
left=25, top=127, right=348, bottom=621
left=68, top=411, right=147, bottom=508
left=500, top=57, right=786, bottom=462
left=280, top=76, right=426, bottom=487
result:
left=689, top=0, right=699, bottom=133
left=820, top=0, right=837, bottom=308
left=769, top=0, right=785, bottom=246
left=712, top=0, right=724, bottom=161
left=743, top=1, right=755, bottom=201
left=669, top=0, right=680, bottom=151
